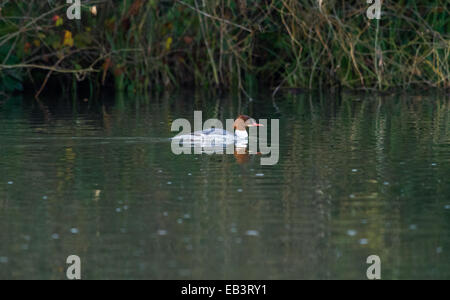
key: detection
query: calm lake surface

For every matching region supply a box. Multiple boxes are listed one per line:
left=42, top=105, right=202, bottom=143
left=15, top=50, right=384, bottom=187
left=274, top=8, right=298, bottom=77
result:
left=0, top=91, right=449, bottom=280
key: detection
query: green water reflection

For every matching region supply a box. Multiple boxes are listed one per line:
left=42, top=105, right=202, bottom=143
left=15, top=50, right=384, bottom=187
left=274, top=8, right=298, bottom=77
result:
left=0, top=92, right=449, bottom=279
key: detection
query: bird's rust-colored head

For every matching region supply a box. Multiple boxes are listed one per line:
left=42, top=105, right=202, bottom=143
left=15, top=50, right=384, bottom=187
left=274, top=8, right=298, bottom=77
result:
left=233, top=115, right=263, bottom=131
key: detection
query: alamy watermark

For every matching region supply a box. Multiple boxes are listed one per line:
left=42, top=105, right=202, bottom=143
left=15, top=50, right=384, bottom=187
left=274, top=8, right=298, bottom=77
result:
left=66, top=0, right=81, bottom=20
left=366, top=0, right=382, bottom=20
left=171, top=111, right=279, bottom=166
left=66, top=255, right=81, bottom=280
left=366, top=255, right=381, bottom=280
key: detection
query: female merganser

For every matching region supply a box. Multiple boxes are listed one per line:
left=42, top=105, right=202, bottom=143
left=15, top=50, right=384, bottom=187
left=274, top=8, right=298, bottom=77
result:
left=172, top=115, right=263, bottom=146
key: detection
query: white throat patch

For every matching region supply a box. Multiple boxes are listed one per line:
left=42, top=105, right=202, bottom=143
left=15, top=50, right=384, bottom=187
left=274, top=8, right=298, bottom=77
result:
left=235, top=130, right=248, bottom=139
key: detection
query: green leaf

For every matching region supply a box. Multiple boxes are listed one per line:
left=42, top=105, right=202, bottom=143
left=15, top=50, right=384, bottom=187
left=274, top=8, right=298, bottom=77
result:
left=74, top=32, right=93, bottom=48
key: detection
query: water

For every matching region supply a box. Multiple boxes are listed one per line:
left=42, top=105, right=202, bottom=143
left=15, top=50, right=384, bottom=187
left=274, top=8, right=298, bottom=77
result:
left=0, top=92, right=449, bottom=280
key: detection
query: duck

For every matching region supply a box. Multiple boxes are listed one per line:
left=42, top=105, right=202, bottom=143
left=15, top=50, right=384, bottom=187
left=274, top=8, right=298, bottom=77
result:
left=172, top=115, right=263, bottom=146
